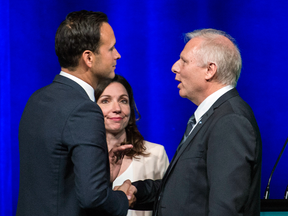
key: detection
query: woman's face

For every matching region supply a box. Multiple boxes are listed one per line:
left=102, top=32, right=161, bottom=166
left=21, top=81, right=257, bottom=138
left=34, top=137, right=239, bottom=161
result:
left=97, top=82, right=131, bottom=135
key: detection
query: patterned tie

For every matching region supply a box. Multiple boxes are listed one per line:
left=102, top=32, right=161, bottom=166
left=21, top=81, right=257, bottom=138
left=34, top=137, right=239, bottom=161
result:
left=176, top=115, right=196, bottom=152
left=184, top=115, right=196, bottom=140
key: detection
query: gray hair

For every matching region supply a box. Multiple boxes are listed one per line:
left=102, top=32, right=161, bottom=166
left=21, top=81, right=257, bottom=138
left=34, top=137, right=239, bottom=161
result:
left=185, top=29, right=242, bottom=87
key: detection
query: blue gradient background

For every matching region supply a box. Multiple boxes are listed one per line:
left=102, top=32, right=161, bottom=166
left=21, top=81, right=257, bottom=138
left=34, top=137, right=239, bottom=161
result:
left=1, top=1, right=288, bottom=215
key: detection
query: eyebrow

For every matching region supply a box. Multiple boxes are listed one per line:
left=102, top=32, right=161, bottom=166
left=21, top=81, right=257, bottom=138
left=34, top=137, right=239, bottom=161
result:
left=109, top=42, right=116, bottom=50
left=180, top=55, right=187, bottom=62
left=119, top=94, right=129, bottom=98
left=100, top=94, right=129, bottom=98
left=99, top=95, right=110, bottom=98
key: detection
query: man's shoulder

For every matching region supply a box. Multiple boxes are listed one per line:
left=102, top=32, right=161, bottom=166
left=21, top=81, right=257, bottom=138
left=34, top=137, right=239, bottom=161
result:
left=26, top=78, right=99, bottom=116
left=210, top=92, right=259, bottom=132
left=213, top=88, right=251, bottom=114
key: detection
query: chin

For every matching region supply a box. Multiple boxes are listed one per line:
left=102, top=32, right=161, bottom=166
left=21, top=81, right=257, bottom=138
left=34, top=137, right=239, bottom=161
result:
left=107, top=127, right=125, bottom=135
left=109, top=72, right=115, bottom=79
left=179, top=90, right=187, bottom=98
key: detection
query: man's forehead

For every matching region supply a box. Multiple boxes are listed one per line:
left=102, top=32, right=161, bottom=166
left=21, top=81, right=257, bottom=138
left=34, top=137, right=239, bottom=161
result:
left=100, top=22, right=116, bottom=44
left=186, top=37, right=203, bottom=50
left=100, top=23, right=110, bottom=35
left=180, top=38, right=202, bottom=58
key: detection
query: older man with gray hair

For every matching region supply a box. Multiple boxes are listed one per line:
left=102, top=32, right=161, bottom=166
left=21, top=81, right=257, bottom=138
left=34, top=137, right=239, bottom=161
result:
left=131, top=28, right=262, bottom=216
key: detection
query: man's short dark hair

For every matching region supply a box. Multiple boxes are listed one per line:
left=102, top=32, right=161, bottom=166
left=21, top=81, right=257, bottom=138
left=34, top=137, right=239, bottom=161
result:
left=55, top=10, right=108, bottom=70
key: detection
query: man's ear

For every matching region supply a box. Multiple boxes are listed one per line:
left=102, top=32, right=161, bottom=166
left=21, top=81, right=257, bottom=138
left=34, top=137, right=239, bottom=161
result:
left=205, top=62, right=217, bottom=81
left=81, top=50, right=94, bottom=68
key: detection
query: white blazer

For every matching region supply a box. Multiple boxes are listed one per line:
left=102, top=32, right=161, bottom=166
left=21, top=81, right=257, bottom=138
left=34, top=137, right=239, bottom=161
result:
left=129, top=141, right=169, bottom=216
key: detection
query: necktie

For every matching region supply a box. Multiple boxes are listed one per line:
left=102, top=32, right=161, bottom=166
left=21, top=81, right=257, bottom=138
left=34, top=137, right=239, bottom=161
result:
left=176, top=115, right=196, bottom=152
left=183, top=115, right=196, bottom=140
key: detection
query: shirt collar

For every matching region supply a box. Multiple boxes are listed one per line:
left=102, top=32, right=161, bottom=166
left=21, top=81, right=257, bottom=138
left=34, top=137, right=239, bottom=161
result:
left=194, top=85, right=234, bottom=122
left=59, top=71, right=95, bottom=102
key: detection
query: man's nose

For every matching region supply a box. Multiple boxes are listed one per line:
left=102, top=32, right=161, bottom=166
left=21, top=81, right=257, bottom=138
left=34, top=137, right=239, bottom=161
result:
left=171, top=60, right=180, bottom=74
left=114, top=48, right=121, bottom=60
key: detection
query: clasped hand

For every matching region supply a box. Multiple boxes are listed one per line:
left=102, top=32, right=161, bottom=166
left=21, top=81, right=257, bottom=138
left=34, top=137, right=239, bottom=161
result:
left=114, top=180, right=137, bottom=207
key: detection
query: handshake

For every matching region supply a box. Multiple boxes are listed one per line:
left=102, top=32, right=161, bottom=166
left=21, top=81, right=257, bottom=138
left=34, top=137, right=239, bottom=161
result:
left=114, top=180, right=137, bottom=207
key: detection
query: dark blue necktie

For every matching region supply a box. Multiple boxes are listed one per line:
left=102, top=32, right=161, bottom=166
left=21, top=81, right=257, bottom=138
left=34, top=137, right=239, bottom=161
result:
left=176, top=115, right=196, bottom=152
left=183, top=115, right=196, bottom=140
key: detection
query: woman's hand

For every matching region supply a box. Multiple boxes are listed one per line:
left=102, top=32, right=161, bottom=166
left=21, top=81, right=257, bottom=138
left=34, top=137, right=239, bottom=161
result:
left=109, top=144, right=133, bottom=182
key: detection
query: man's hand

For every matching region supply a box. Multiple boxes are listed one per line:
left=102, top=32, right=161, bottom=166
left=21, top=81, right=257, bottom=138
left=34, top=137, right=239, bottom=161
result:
left=109, top=144, right=133, bottom=182
left=114, top=180, right=137, bottom=207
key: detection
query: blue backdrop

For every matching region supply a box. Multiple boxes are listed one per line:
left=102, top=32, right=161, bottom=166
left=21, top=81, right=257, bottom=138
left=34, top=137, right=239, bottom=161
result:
left=1, top=1, right=288, bottom=215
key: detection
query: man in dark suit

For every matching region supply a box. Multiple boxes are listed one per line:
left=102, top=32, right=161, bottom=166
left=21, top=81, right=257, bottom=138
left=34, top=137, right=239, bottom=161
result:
left=17, top=10, right=135, bottom=216
left=132, top=29, right=262, bottom=215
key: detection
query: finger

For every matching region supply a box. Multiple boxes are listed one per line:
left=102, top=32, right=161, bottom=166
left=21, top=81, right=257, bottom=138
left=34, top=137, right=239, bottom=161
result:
left=128, top=193, right=137, bottom=208
left=127, top=185, right=137, bottom=200
left=117, top=145, right=133, bottom=153
left=119, top=179, right=131, bottom=195
left=112, top=145, right=133, bottom=162
left=122, top=179, right=132, bottom=187
left=110, top=145, right=132, bottom=156
left=129, top=195, right=137, bottom=208
left=113, top=185, right=120, bottom=190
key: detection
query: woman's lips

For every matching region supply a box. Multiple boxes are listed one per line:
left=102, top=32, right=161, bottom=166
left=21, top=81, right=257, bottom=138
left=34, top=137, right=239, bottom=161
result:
left=109, top=117, right=123, bottom=121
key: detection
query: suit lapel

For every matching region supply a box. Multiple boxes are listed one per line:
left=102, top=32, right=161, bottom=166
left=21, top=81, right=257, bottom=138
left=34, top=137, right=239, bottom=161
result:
left=162, top=88, right=240, bottom=183
left=162, top=109, right=213, bottom=181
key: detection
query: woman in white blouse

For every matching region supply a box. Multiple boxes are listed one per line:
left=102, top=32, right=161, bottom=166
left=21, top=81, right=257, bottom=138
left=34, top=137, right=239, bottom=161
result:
left=95, top=75, right=169, bottom=216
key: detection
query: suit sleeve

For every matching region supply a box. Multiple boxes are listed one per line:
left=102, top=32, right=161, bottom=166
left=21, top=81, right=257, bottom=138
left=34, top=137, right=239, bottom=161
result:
left=132, top=179, right=162, bottom=210
left=207, top=114, right=258, bottom=215
left=62, top=100, right=128, bottom=216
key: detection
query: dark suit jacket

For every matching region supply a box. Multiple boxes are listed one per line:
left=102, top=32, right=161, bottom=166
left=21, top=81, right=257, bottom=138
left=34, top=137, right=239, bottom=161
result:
left=133, top=88, right=262, bottom=216
left=17, top=75, right=128, bottom=216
